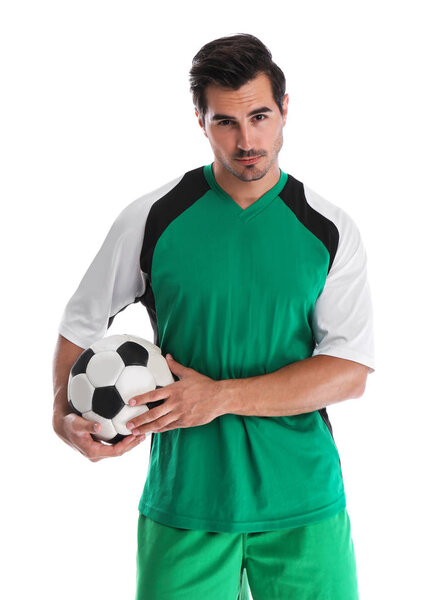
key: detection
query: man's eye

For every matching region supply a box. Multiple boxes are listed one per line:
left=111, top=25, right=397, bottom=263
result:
left=218, top=115, right=266, bottom=126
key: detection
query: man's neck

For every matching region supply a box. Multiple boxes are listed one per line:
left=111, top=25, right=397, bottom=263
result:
left=212, top=161, right=281, bottom=210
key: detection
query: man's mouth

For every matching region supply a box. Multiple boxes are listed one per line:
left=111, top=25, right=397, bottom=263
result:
left=235, top=156, right=261, bottom=165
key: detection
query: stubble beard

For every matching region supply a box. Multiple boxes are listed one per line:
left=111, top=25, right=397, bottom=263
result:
left=218, top=129, right=284, bottom=183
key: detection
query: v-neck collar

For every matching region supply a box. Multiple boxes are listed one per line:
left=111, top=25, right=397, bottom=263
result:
left=203, top=162, right=288, bottom=221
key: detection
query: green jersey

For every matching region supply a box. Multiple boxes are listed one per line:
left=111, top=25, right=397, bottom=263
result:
left=58, top=163, right=375, bottom=532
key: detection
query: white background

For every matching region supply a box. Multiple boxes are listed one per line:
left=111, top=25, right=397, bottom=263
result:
left=1, top=1, right=446, bottom=598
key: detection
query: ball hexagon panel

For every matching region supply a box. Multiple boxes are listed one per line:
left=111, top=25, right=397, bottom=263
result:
left=86, top=351, right=125, bottom=387
left=113, top=404, right=149, bottom=435
left=115, top=365, right=156, bottom=404
left=147, top=353, right=176, bottom=387
left=92, top=386, right=125, bottom=419
left=69, top=373, right=95, bottom=414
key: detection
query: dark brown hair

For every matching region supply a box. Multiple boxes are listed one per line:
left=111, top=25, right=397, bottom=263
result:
left=189, top=33, right=286, bottom=123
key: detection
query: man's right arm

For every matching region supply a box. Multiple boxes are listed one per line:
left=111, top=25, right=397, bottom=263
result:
left=52, top=183, right=183, bottom=459
left=52, top=333, right=146, bottom=461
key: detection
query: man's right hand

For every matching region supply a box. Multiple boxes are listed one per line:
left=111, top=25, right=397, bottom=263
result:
left=54, top=412, right=147, bottom=462
left=52, top=334, right=147, bottom=461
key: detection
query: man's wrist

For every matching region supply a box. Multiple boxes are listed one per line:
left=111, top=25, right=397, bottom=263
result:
left=215, top=378, right=242, bottom=416
left=52, top=406, right=71, bottom=434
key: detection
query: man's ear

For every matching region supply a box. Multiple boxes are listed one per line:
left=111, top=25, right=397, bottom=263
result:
left=281, top=93, right=289, bottom=126
left=195, top=108, right=208, bottom=137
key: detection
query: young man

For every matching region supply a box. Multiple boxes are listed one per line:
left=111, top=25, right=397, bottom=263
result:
left=53, top=33, right=375, bottom=599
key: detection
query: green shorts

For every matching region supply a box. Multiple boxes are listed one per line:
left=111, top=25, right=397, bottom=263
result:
left=136, top=509, right=359, bottom=600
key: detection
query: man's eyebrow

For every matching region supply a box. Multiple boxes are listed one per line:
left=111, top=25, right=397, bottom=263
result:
left=211, top=106, right=273, bottom=121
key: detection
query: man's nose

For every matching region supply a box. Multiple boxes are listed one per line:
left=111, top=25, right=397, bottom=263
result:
left=236, top=123, right=253, bottom=153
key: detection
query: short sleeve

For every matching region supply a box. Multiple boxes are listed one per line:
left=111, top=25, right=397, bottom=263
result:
left=57, top=202, right=148, bottom=349
left=57, top=174, right=185, bottom=349
left=311, top=210, right=375, bottom=373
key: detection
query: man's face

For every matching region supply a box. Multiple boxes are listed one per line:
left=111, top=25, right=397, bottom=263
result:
left=196, top=72, right=288, bottom=182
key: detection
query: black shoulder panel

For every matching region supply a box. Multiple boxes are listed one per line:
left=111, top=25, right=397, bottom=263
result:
left=279, top=174, right=341, bottom=443
left=138, top=166, right=210, bottom=345
left=278, top=175, right=339, bottom=273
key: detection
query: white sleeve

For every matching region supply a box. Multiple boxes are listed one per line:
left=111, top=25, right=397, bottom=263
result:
left=57, top=200, right=148, bottom=349
left=309, top=197, right=376, bottom=373
left=57, top=175, right=184, bottom=348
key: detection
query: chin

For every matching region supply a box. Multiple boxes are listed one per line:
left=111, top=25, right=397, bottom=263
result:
left=238, top=164, right=269, bottom=181
left=238, top=169, right=266, bottom=182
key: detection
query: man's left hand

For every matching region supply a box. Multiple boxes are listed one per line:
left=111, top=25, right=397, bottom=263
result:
left=125, top=354, right=223, bottom=434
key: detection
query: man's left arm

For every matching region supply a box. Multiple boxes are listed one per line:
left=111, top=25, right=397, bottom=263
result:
left=216, top=203, right=375, bottom=418
left=125, top=353, right=372, bottom=435
left=215, top=355, right=371, bottom=418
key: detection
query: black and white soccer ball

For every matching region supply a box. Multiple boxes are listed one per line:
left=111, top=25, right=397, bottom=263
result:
left=67, top=334, right=174, bottom=444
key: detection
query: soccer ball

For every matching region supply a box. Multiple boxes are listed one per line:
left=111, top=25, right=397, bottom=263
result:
left=67, top=334, right=174, bottom=444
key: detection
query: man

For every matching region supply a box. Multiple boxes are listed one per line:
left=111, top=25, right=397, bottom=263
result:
left=53, top=33, right=375, bottom=599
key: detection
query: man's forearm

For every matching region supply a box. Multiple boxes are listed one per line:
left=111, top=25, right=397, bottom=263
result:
left=52, top=334, right=85, bottom=428
left=217, top=355, right=370, bottom=417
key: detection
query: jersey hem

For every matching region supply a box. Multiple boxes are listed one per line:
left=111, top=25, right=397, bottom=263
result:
left=312, top=347, right=375, bottom=372
left=58, top=324, right=89, bottom=349
left=137, top=493, right=347, bottom=533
